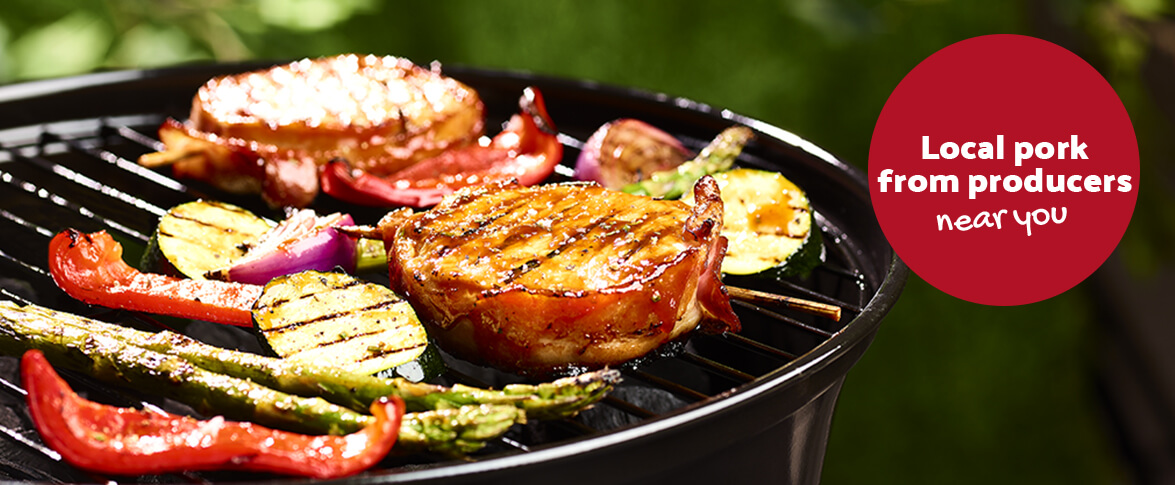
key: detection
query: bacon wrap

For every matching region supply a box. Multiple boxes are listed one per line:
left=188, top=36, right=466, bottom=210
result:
left=684, top=176, right=741, bottom=334
left=382, top=177, right=740, bottom=377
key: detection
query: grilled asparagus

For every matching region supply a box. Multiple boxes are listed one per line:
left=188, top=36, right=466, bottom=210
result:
left=622, top=125, right=755, bottom=199
left=0, top=302, right=523, bottom=455
left=3, top=302, right=616, bottom=420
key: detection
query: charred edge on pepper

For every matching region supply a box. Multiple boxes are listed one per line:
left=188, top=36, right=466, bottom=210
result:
left=522, top=86, right=558, bottom=136
left=65, top=228, right=85, bottom=248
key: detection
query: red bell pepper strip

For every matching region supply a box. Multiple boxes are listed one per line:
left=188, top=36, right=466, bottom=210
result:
left=47, top=229, right=260, bottom=327
left=320, top=86, right=563, bottom=207
left=21, top=349, right=404, bottom=479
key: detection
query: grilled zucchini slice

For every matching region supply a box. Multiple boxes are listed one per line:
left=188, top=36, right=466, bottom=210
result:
left=252, top=270, right=440, bottom=380
left=685, top=168, right=823, bottom=277
left=142, top=200, right=273, bottom=279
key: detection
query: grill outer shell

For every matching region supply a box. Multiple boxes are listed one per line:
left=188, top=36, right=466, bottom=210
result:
left=0, top=62, right=907, bottom=484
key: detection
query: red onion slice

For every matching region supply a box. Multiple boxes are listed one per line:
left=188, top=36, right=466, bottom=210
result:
left=210, top=210, right=357, bottom=285
left=573, top=118, right=689, bottom=190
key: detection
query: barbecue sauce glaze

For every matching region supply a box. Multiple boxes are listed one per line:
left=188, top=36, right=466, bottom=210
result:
left=382, top=178, right=740, bottom=377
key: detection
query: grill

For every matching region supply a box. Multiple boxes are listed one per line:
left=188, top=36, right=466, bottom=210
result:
left=0, top=62, right=907, bottom=484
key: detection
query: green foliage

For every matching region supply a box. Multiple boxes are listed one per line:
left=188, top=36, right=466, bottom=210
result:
left=8, top=11, right=112, bottom=79
left=0, top=0, right=377, bottom=80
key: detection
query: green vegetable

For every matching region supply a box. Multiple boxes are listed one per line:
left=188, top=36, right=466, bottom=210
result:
left=396, top=404, right=524, bottom=456
left=622, top=125, right=754, bottom=199
left=1, top=301, right=370, bottom=435
left=3, top=302, right=616, bottom=420
left=683, top=168, right=824, bottom=277
left=355, top=237, right=387, bottom=272
left=252, top=270, right=440, bottom=381
left=0, top=301, right=530, bottom=456
left=141, top=200, right=273, bottom=279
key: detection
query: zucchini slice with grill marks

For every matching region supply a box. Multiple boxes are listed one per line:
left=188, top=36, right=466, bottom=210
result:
left=141, top=200, right=274, bottom=279
left=684, top=168, right=824, bottom=277
left=252, top=270, right=441, bottom=380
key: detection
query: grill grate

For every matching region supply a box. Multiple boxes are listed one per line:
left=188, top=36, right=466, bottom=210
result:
left=0, top=70, right=878, bottom=483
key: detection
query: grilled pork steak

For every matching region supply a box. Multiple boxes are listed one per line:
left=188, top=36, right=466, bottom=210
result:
left=143, top=54, right=485, bottom=207
left=380, top=177, right=740, bottom=377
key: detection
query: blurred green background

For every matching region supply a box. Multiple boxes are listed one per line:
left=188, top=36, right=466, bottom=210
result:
left=2, top=0, right=1173, bottom=483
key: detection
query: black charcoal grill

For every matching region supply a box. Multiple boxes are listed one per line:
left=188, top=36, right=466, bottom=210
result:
left=0, top=62, right=907, bottom=485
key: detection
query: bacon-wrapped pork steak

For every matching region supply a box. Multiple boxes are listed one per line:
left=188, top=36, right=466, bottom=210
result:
left=140, top=54, right=485, bottom=207
left=379, top=177, right=740, bottom=377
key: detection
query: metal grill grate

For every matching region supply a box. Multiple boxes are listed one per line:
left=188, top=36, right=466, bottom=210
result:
left=0, top=65, right=894, bottom=484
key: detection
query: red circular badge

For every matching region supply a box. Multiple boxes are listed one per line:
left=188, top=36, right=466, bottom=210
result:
left=869, top=34, right=1139, bottom=306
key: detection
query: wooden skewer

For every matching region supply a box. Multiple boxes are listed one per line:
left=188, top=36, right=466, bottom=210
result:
left=339, top=226, right=843, bottom=322
left=137, top=147, right=205, bottom=168
left=336, top=224, right=383, bottom=240
left=726, top=285, right=842, bottom=322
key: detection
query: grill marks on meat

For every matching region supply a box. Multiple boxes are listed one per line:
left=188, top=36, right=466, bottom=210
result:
left=146, top=54, right=485, bottom=208
left=408, top=187, right=684, bottom=295
left=384, top=178, right=740, bottom=376
left=190, top=55, right=484, bottom=176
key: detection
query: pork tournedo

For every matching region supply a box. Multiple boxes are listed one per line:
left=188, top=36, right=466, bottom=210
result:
left=140, top=54, right=485, bottom=207
left=379, top=177, right=741, bottom=377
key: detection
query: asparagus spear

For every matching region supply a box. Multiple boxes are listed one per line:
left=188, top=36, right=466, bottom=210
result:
left=0, top=310, right=364, bottom=434
left=622, top=125, right=755, bottom=199
left=5, top=302, right=616, bottom=420
left=0, top=305, right=523, bottom=454
left=397, top=404, right=524, bottom=456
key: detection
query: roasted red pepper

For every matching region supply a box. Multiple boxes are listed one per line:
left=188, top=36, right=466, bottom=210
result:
left=47, top=229, right=260, bottom=326
left=320, top=86, right=563, bottom=208
left=21, top=349, right=404, bottom=478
